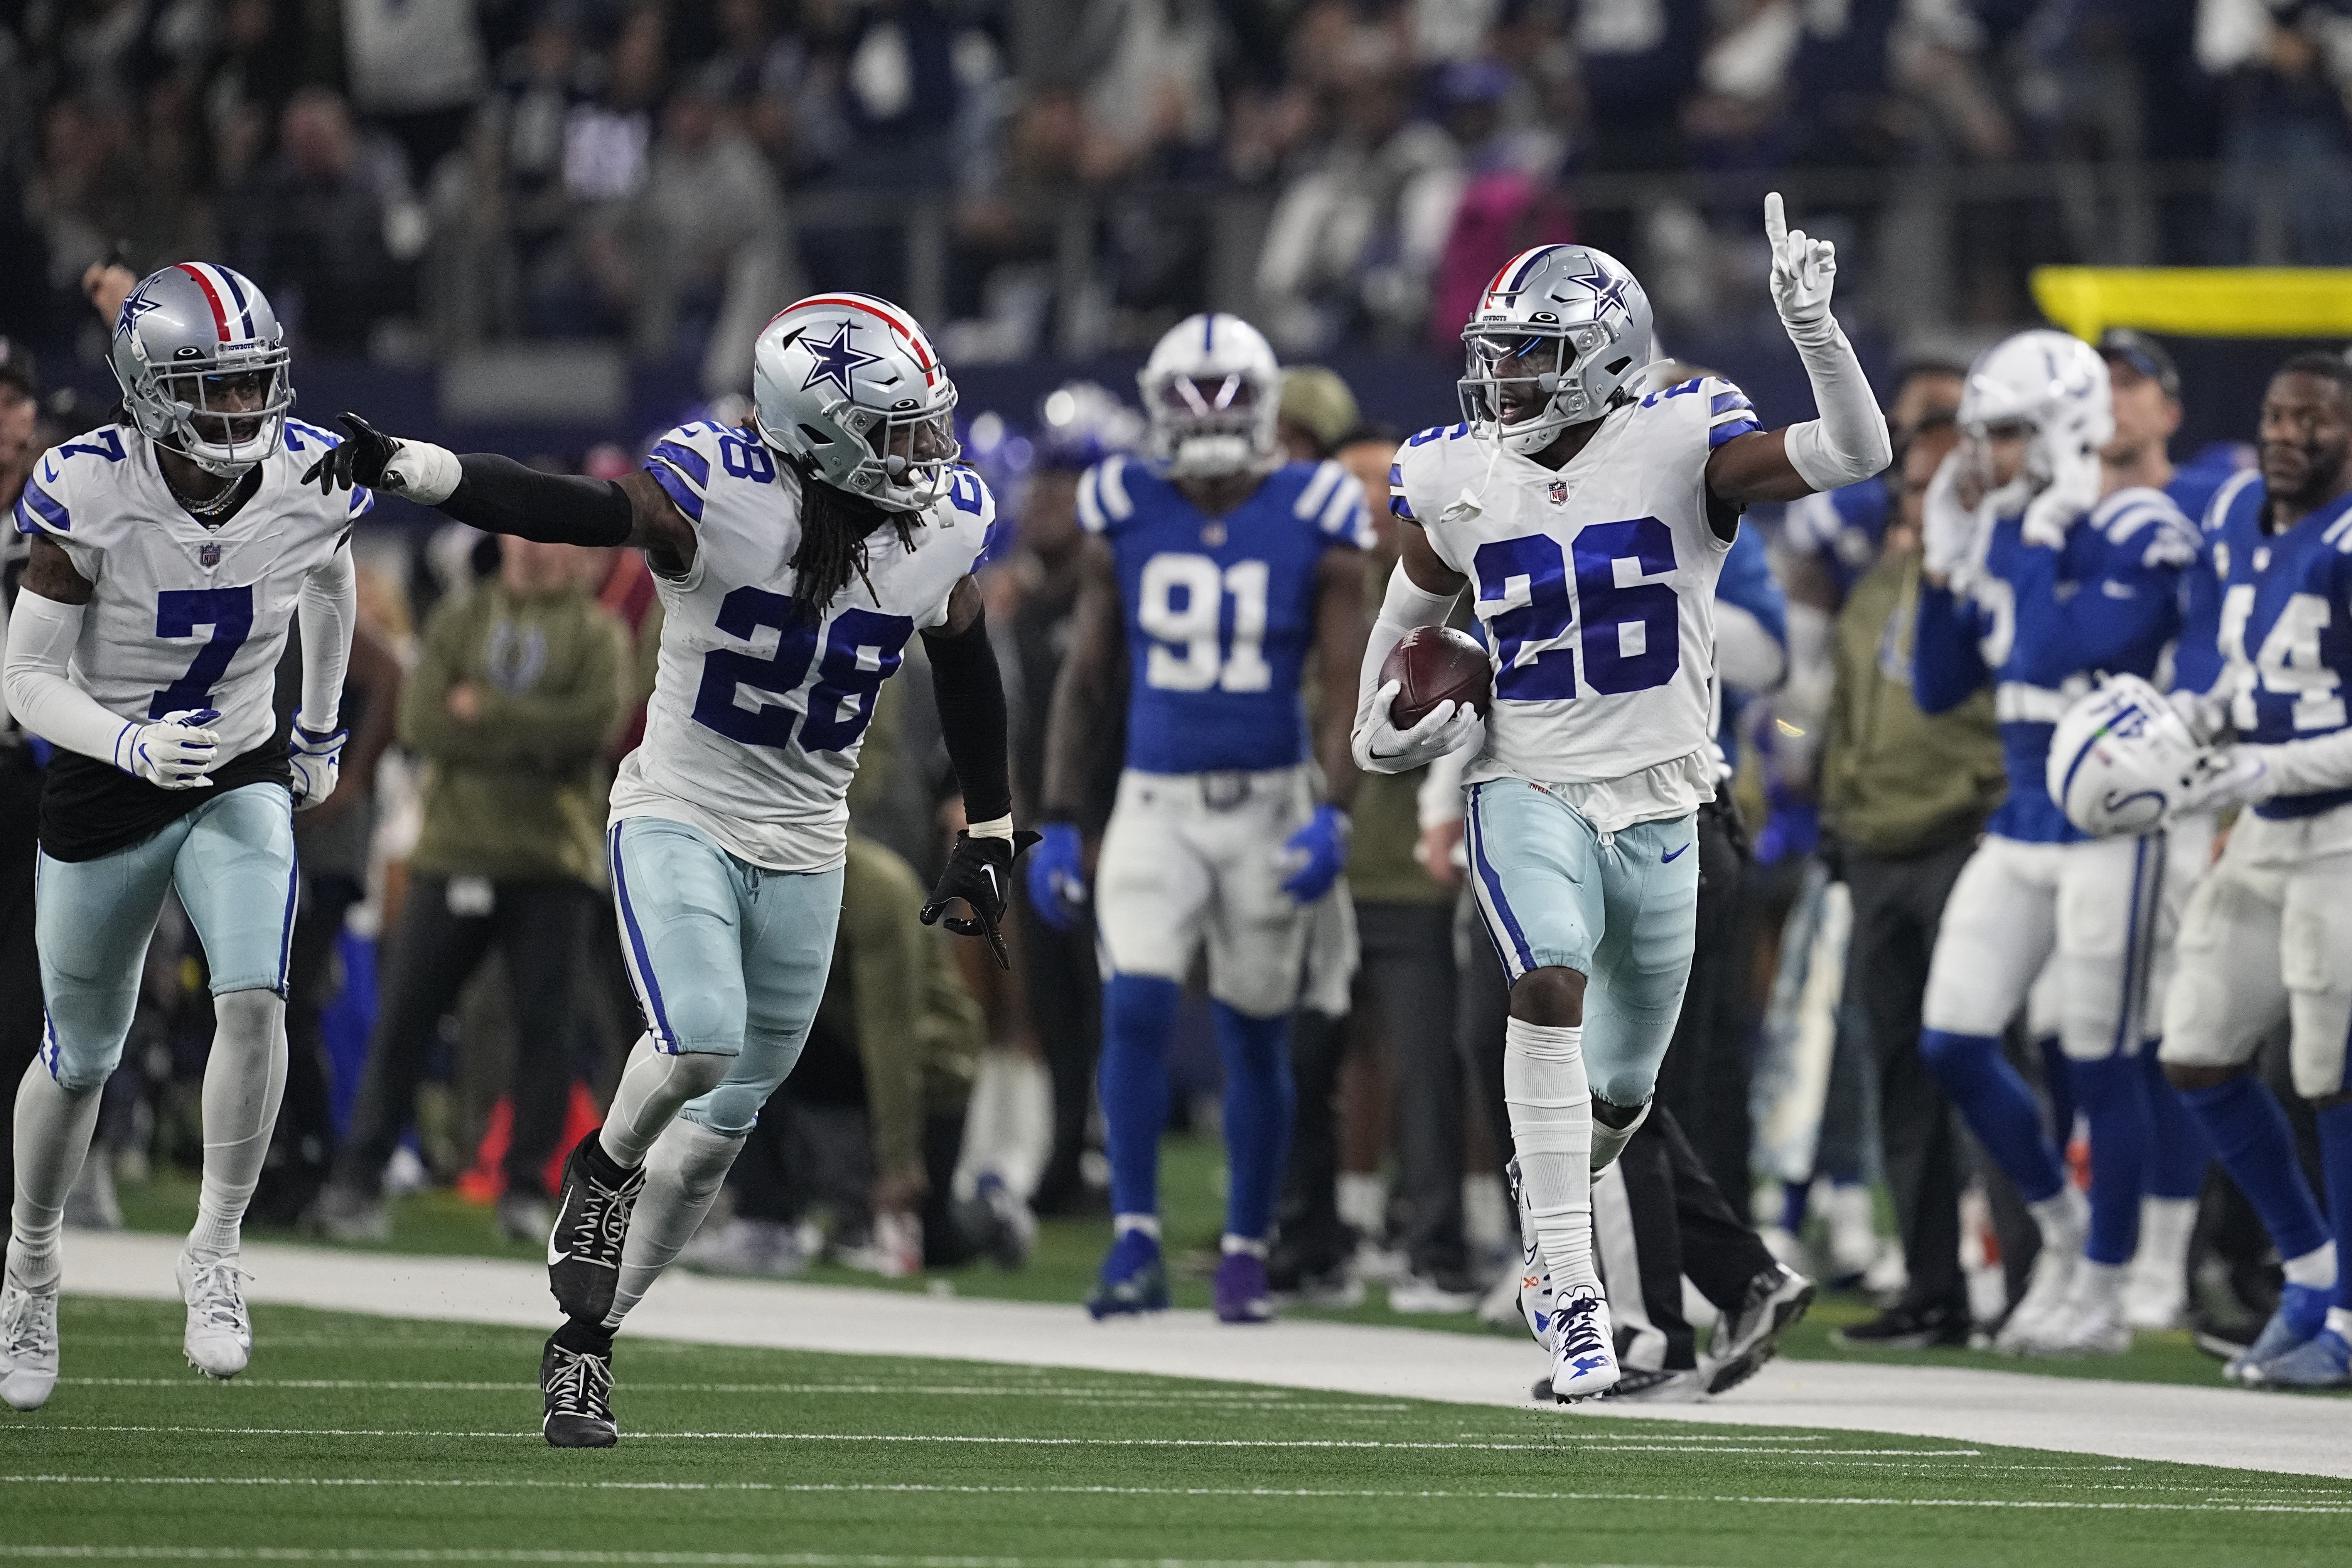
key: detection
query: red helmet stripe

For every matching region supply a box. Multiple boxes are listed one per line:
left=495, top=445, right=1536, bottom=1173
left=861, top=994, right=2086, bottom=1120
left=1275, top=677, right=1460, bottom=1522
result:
left=796, top=294, right=939, bottom=387
left=176, top=263, right=231, bottom=343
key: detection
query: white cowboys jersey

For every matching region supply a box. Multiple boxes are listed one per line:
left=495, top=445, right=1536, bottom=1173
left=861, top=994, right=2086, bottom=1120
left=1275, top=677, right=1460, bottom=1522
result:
left=1392, top=367, right=1755, bottom=824
left=611, top=420, right=994, bottom=872
left=11, top=420, right=369, bottom=759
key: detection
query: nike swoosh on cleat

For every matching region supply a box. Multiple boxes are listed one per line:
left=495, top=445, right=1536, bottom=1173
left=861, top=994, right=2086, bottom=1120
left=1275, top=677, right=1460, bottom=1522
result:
left=1662, top=843, right=1690, bottom=863
left=547, top=1198, right=574, bottom=1266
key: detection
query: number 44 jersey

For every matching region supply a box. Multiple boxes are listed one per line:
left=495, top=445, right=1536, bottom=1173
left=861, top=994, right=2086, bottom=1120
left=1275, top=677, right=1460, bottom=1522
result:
left=615, top=420, right=993, bottom=873
left=1392, top=369, right=1757, bottom=823
left=12, top=420, right=371, bottom=764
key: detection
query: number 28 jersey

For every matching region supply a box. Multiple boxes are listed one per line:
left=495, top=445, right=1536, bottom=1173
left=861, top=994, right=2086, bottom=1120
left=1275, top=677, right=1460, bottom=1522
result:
left=1077, top=455, right=1372, bottom=775
left=12, top=420, right=369, bottom=760
left=1392, top=369, right=1757, bottom=821
left=614, top=421, right=993, bottom=873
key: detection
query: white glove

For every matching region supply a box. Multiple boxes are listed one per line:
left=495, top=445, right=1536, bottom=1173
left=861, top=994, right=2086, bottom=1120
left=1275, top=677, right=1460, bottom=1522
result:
left=288, top=723, right=347, bottom=810
left=116, top=708, right=221, bottom=790
left=2173, top=745, right=2271, bottom=819
left=1920, top=451, right=1983, bottom=588
left=1352, top=681, right=1485, bottom=775
left=2165, top=686, right=2231, bottom=747
left=1764, top=192, right=1836, bottom=331
left=2020, top=435, right=2101, bottom=551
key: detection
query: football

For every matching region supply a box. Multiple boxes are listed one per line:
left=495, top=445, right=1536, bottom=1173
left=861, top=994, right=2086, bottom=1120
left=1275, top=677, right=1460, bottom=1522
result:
left=1380, top=625, right=1493, bottom=730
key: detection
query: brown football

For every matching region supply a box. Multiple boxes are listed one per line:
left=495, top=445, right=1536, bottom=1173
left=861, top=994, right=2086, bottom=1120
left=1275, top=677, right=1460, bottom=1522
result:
left=1381, top=625, right=1493, bottom=730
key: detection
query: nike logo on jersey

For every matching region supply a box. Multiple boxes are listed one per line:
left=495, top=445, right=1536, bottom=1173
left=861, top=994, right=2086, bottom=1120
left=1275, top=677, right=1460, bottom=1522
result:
left=1662, top=843, right=1691, bottom=863
left=40, top=458, right=56, bottom=483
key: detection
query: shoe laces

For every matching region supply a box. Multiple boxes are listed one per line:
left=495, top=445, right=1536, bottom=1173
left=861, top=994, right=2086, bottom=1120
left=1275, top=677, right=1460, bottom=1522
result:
left=2, top=1284, right=57, bottom=1358
left=1556, top=1292, right=1608, bottom=1361
left=545, top=1345, right=612, bottom=1416
left=185, top=1258, right=249, bottom=1335
left=570, top=1167, right=641, bottom=1263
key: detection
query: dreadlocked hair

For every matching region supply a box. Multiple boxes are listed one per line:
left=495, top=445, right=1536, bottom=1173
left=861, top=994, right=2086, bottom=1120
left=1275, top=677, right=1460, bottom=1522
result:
left=791, top=462, right=922, bottom=611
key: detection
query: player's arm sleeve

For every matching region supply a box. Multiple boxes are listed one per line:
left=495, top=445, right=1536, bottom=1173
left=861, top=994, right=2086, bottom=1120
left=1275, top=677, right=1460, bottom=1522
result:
left=1778, top=317, right=1893, bottom=492
left=2239, top=727, right=2352, bottom=801
left=295, top=541, right=357, bottom=733
left=437, top=455, right=636, bottom=546
left=843, top=851, right=931, bottom=1183
left=1, top=589, right=135, bottom=767
left=922, top=592, right=1015, bottom=829
left=1911, top=581, right=1990, bottom=715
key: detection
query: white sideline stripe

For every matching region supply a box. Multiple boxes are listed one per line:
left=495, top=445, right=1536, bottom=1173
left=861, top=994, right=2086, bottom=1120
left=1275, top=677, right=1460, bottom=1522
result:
left=3, top=1425, right=1957, bottom=1455
left=0, top=1553, right=1698, bottom=1568
left=53, top=1232, right=2352, bottom=1479
left=54, top=1379, right=1404, bottom=1409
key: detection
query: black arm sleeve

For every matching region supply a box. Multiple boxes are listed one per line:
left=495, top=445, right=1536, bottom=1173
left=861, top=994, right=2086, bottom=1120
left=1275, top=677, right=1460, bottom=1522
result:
left=442, top=454, right=635, bottom=546
left=922, top=605, right=1014, bottom=825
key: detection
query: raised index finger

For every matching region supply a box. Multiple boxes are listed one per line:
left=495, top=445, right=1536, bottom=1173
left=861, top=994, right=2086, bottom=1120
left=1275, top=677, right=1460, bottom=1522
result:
left=1764, top=191, right=1788, bottom=251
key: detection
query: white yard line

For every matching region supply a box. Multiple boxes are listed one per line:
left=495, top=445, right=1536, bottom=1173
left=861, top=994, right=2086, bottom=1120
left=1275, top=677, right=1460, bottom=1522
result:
left=52, top=1231, right=2352, bottom=1478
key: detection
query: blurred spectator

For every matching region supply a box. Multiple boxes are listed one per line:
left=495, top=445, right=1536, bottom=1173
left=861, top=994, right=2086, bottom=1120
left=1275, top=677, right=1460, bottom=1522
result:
left=0, top=340, right=45, bottom=1219
left=342, top=0, right=490, bottom=188
left=833, top=0, right=965, bottom=187
left=317, top=536, right=629, bottom=1244
left=229, top=88, right=428, bottom=351
left=2201, top=0, right=2352, bottom=262
left=1275, top=366, right=1359, bottom=461
left=1073, top=0, right=1225, bottom=180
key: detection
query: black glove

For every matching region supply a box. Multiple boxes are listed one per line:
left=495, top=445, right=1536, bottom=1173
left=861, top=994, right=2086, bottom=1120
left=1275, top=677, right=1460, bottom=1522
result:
left=300, top=412, right=398, bottom=496
left=920, top=828, right=1043, bottom=970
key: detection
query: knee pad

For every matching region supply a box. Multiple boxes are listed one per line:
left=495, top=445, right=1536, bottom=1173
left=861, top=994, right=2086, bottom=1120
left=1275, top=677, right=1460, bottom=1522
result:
left=40, top=1019, right=121, bottom=1094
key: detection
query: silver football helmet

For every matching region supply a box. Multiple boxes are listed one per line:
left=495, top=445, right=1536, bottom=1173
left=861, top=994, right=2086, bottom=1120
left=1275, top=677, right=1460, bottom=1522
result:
left=1138, top=313, right=1281, bottom=478
left=752, top=293, right=959, bottom=512
left=1458, top=244, right=1654, bottom=457
left=108, top=262, right=294, bottom=476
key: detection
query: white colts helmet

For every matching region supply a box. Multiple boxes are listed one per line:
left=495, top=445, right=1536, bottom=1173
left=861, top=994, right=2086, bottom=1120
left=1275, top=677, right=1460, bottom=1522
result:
left=2047, top=674, right=2206, bottom=836
left=1458, top=244, right=1653, bottom=457
left=752, top=293, right=959, bottom=512
left=1960, top=329, right=2113, bottom=483
left=1138, top=313, right=1281, bottom=479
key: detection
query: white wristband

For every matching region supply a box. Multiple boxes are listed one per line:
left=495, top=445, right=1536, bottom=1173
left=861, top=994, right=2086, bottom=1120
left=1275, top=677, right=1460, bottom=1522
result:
left=384, top=439, right=462, bottom=505
left=967, top=815, right=1015, bottom=841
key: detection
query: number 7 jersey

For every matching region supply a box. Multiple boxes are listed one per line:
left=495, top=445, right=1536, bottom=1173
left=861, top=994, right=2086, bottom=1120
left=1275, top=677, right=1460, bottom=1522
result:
left=1392, top=369, right=1755, bottom=811
left=612, top=421, right=994, bottom=873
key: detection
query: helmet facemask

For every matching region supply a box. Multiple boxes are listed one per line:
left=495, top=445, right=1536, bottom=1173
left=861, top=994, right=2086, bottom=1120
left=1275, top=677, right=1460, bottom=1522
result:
left=764, top=388, right=961, bottom=513
left=131, top=344, right=294, bottom=477
left=1458, top=322, right=1612, bottom=457
left=1145, top=368, right=1276, bottom=478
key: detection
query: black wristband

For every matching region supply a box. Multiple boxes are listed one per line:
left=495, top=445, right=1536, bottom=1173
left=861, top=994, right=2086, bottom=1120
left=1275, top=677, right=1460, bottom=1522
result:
left=445, top=454, right=634, bottom=547
left=923, top=606, right=1013, bottom=827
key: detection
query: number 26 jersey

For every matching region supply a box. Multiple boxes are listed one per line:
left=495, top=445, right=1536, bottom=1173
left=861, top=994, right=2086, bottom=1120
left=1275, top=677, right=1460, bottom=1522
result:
left=614, top=421, right=993, bottom=873
left=1393, top=369, right=1758, bottom=813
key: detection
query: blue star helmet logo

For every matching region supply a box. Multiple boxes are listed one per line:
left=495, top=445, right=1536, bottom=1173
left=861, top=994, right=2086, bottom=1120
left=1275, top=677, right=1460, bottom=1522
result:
left=116, top=282, right=165, bottom=341
left=799, top=319, right=883, bottom=396
left=1557, top=256, right=1634, bottom=324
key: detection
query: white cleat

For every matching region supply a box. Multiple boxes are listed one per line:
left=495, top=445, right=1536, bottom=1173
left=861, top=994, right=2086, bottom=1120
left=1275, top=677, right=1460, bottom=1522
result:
left=1995, top=1190, right=2087, bottom=1354
left=2022, top=1259, right=2131, bottom=1357
left=0, top=1274, right=61, bottom=1411
left=2122, top=1197, right=2195, bottom=1330
left=176, top=1250, right=252, bottom=1379
left=1546, top=1288, right=1620, bottom=1403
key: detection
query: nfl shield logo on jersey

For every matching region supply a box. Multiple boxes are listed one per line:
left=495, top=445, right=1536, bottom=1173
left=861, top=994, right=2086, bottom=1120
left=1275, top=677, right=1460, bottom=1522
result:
left=1546, top=478, right=1568, bottom=506
left=199, top=542, right=221, bottom=568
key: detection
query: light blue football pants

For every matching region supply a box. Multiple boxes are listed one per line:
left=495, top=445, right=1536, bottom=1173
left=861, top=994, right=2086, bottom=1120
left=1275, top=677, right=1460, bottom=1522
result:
left=37, top=782, right=295, bottom=1091
left=606, top=815, right=843, bottom=1139
left=1462, top=778, right=1700, bottom=1107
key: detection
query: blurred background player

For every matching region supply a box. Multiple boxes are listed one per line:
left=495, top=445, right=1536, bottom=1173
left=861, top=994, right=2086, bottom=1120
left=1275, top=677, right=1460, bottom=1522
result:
left=1027, top=313, right=1371, bottom=1325
left=0, top=263, right=360, bottom=1411
left=1912, top=330, right=2198, bottom=1357
left=2157, top=353, right=2352, bottom=1389
left=305, top=291, right=1030, bottom=1445
left=1369, top=198, right=1891, bottom=1402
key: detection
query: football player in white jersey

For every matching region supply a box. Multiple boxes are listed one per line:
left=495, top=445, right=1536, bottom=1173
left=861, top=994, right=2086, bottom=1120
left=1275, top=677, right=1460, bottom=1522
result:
left=1365, top=197, right=1889, bottom=1402
left=0, top=264, right=361, bottom=1411
left=306, top=293, right=1030, bottom=1446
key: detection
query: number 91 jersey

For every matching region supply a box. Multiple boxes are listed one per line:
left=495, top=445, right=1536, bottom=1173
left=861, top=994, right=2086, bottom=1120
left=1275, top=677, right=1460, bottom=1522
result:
left=1393, top=369, right=1755, bottom=796
left=612, top=420, right=993, bottom=873
left=12, top=421, right=369, bottom=760
left=1078, top=455, right=1372, bottom=774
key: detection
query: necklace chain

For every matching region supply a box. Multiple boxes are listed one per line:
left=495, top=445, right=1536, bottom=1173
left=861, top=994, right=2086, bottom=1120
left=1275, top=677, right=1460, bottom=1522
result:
left=163, top=465, right=249, bottom=521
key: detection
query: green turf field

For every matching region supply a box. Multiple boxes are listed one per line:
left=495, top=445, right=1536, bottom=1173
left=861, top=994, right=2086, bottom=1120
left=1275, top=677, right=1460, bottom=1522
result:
left=3, top=1298, right=2346, bottom=1568
left=111, top=1134, right=2243, bottom=1389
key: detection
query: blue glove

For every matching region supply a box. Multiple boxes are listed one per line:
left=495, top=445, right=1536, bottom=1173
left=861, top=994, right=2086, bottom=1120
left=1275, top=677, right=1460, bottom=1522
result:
left=1026, top=821, right=1087, bottom=932
left=1279, top=804, right=1350, bottom=904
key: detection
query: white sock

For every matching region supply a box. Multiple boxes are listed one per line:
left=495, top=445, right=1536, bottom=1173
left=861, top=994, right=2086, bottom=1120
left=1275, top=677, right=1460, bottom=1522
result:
left=1114, top=1213, right=1161, bottom=1240
left=2134, top=1196, right=2195, bottom=1270
left=187, top=990, right=290, bottom=1261
left=951, top=1049, right=1052, bottom=1202
left=2329, top=1307, right=2352, bottom=1342
left=2028, top=1185, right=2084, bottom=1242
left=8, top=1061, right=103, bottom=1290
left=599, top=1034, right=731, bottom=1169
left=604, top=1119, right=745, bottom=1329
left=2070, top=1258, right=2126, bottom=1308
left=2284, top=1241, right=2338, bottom=1291
left=1221, top=1234, right=1267, bottom=1257
left=1504, top=1018, right=1596, bottom=1295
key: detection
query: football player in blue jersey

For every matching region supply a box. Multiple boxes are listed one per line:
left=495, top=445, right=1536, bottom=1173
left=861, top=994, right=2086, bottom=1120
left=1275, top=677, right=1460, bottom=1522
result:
left=1911, top=330, right=2200, bottom=1356
left=2153, top=353, right=2352, bottom=1388
left=1028, top=314, right=1371, bottom=1324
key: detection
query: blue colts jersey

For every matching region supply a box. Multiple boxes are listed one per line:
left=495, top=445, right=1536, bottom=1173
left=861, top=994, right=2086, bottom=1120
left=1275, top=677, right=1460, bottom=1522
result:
left=2209, top=477, right=2352, bottom=821
left=1077, top=455, right=1371, bottom=775
left=1915, top=488, right=2194, bottom=843
left=2169, top=460, right=2251, bottom=698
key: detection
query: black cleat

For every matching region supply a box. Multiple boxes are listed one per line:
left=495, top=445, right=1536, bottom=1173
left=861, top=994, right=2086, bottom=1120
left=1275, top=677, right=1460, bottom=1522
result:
left=1706, top=1262, right=1816, bottom=1396
left=541, top=1324, right=617, bottom=1448
left=548, top=1131, right=644, bottom=1323
left=1831, top=1298, right=1973, bottom=1351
